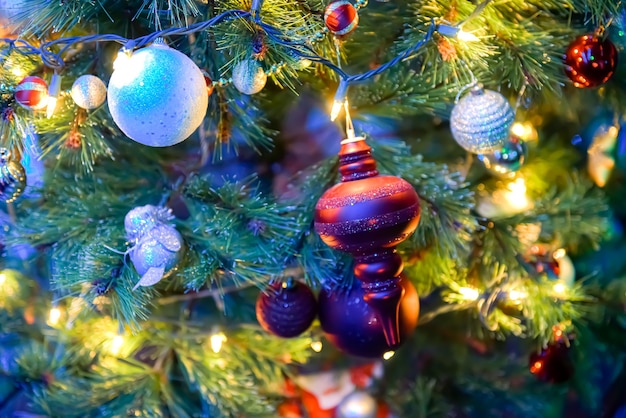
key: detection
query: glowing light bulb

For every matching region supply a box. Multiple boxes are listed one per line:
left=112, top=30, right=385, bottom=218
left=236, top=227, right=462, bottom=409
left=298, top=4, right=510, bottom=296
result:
left=11, top=66, right=25, bottom=78
left=110, top=335, right=125, bottom=355
left=503, top=178, right=531, bottom=212
left=330, top=100, right=344, bottom=121
left=310, top=341, right=323, bottom=353
left=457, top=29, right=479, bottom=42
left=508, top=290, right=527, bottom=303
left=113, top=48, right=133, bottom=72
left=459, top=286, right=480, bottom=301
left=48, top=307, right=61, bottom=326
left=0, top=273, right=6, bottom=286
left=552, top=282, right=567, bottom=295
left=383, top=351, right=395, bottom=360
left=46, top=72, right=62, bottom=119
left=552, top=248, right=566, bottom=260
left=210, top=332, right=227, bottom=354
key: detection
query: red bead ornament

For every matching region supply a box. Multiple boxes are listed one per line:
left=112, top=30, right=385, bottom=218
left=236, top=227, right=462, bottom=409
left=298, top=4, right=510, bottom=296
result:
left=564, top=34, right=618, bottom=88
left=324, top=1, right=359, bottom=37
left=256, top=280, right=318, bottom=338
left=14, top=76, right=49, bottom=110
left=318, top=276, right=419, bottom=358
left=201, top=70, right=215, bottom=97
left=314, top=137, right=420, bottom=348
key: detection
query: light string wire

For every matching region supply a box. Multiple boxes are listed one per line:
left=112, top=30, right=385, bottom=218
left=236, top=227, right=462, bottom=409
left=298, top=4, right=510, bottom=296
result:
left=0, top=7, right=454, bottom=87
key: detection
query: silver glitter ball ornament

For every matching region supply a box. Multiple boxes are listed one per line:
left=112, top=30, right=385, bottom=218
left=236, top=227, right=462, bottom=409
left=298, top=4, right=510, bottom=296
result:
left=478, top=136, right=527, bottom=177
left=336, top=390, right=378, bottom=418
left=71, top=75, right=107, bottom=109
left=0, top=148, right=26, bottom=203
left=450, top=85, right=515, bottom=154
left=107, top=39, right=208, bottom=147
left=232, top=59, right=267, bottom=95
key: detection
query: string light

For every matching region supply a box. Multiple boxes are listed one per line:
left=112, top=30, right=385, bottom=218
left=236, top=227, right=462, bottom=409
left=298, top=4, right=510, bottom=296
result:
left=382, top=351, right=395, bottom=360
left=552, top=282, right=567, bottom=296
left=502, top=177, right=532, bottom=212
left=113, top=47, right=134, bottom=72
left=511, top=121, right=538, bottom=142
left=46, top=72, right=62, bottom=118
left=310, top=341, right=323, bottom=353
left=47, top=307, right=61, bottom=326
left=110, top=334, right=125, bottom=356
left=0, top=272, right=5, bottom=286
left=508, top=289, right=527, bottom=303
left=210, top=332, right=227, bottom=354
left=457, top=29, right=479, bottom=42
left=459, top=286, right=480, bottom=301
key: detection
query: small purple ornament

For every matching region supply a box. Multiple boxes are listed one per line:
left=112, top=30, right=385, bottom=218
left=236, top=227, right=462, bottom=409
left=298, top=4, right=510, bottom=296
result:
left=318, top=277, right=419, bottom=358
left=256, top=280, right=317, bottom=338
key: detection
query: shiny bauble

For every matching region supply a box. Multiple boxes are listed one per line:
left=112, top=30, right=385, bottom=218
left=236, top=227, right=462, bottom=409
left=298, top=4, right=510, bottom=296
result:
left=14, top=76, right=48, bottom=111
left=107, top=40, right=208, bottom=147
left=124, top=204, right=174, bottom=242
left=129, top=225, right=183, bottom=276
left=232, top=59, right=267, bottom=95
left=71, top=75, right=107, bottom=109
left=318, top=276, right=419, bottom=358
left=256, top=280, right=318, bottom=338
left=529, top=341, right=574, bottom=383
left=0, top=148, right=26, bottom=203
left=564, top=34, right=617, bottom=88
left=336, top=390, right=378, bottom=418
left=315, top=137, right=420, bottom=348
left=324, top=0, right=359, bottom=37
left=478, top=136, right=527, bottom=177
left=450, top=85, right=515, bottom=154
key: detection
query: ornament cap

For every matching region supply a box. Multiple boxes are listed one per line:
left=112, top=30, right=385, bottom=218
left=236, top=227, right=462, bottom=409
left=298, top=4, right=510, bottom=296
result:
left=338, top=137, right=379, bottom=181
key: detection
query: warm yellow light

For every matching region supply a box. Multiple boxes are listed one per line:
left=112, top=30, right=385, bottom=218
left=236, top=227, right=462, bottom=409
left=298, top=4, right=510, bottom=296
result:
left=553, top=282, right=567, bottom=295
left=113, top=49, right=133, bottom=72
left=48, top=307, right=61, bottom=326
left=508, top=290, right=527, bottom=302
left=210, top=332, right=227, bottom=354
left=310, top=341, right=323, bottom=353
left=457, top=29, right=479, bottom=42
left=552, top=248, right=566, bottom=260
left=503, top=178, right=531, bottom=212
left=110, top=335, right=125, bottom=356
left=46, top=72, right=62, bottom=118
left=0, top=273, right=5, bottom=286
left=46, top=97, right=58, bottom=119
left=383, top=351, right=395, bottom=360
left=330, top=100, right=343, bottom=121
left=459, top=286, right=480, bottom=301
left=11, top=66, right=26, bottom=78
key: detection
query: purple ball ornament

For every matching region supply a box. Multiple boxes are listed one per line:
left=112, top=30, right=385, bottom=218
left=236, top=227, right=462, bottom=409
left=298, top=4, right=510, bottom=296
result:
left=318, top=276, right=419, bottom=358
left=256, top=279, right=318, bottom=338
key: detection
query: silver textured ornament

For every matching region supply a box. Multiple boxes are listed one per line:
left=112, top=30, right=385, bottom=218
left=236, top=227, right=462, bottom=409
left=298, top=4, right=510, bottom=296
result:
left=478, top=136, right=527, bottom=177
left=450, top=85, right=515, bottom=154
left=232, top=59, right=267, bottom=95
left=125, top=205, right=183, bottom=289
left=124, top=204, right=174, bottom=242
left=107, top=39, right=208, bottom=147
left=336, top=390, right=378, bottom=418
left=0, top=148, right=26, bottom=203
left=71, top=75, right=107, bottom=109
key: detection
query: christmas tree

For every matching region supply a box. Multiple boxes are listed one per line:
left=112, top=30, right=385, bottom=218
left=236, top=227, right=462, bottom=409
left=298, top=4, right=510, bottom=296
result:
left=1, top=0, right=626, bottom=416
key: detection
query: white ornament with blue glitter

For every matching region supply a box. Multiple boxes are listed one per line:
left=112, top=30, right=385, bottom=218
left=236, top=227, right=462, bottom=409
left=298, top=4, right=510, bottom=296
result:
left=124, top=205, right=183, bottom=290
left=107, top=39, right=208, bottom=147
left=450, top=85, right=515, bottom=154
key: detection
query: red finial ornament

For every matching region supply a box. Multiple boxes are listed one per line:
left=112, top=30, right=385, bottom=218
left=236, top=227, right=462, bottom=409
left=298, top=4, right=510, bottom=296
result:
left=314, top=136, right=420, bottom=348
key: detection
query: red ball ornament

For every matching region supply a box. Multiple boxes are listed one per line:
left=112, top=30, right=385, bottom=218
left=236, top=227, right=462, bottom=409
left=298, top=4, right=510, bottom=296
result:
left=256, top=280, right=318, bottom=338
left=324, top=1, right=359, bottom=37
left=314, top=137, right=420, bottom=348
left=14, top=76, right=49, bottom=110
left=564, top=34, right=618, bottom=88
left=318, top=276, right=419, bottom=358
left=529, top=341, right=574, bottom=383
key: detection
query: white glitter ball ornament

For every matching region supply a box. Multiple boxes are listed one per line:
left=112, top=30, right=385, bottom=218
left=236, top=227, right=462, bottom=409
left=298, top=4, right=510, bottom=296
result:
left=232, top=59, right=267, bottom=95
left=336, top=390, right=378, bottom=418
left=71, top=75, right=107, bottom=110
left=450, top=85, right=515, bottom=154
left=107, top=40, right=208, bottom=147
